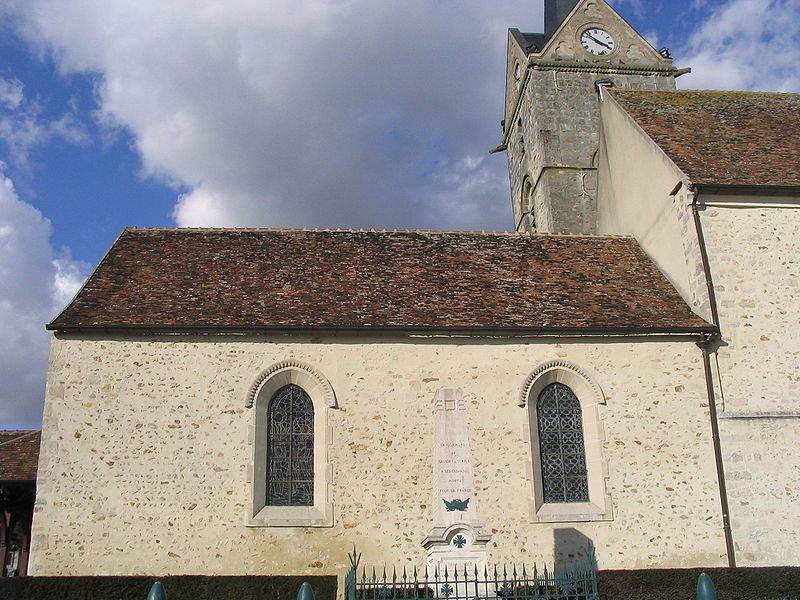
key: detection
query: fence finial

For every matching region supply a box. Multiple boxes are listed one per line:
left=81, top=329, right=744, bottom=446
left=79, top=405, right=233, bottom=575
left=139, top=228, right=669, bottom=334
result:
left=297, top=582, right=315, bottom=600
left=146, top=581, right=167, bottom=600
left=697, top=573, right=719, bottom=600
left=348, top=546, right=362, bottom=570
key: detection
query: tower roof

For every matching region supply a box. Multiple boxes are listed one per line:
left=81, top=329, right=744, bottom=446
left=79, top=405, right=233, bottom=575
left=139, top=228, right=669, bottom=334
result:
left=49, top=228, right=711, bottom=334
left=610, top=89, right=800, bottom=189
left=545, top=0, right=580, bottom=36
left=511, top=0, right=581, bottom=53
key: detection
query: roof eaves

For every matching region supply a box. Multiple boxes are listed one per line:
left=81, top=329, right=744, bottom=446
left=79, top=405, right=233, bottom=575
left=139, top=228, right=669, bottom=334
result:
left=47, top=324, right=717, bottom=336
left=692, top=183, right=800, bottom=197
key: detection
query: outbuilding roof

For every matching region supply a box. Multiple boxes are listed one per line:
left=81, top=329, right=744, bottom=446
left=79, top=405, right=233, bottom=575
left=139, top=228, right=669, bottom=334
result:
left=0, top=431, right=40, bottom=481
left=609, top=89, right=800, bottom=189
left=49, top=228, right=710, bottom=334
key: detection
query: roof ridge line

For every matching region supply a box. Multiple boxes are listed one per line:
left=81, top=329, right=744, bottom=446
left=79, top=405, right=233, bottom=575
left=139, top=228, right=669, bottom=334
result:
left=0, top=430, right=38, bottom=448
left=122, top=227, right=634, bottom=239
left=610, top=88, right=799, bottom=97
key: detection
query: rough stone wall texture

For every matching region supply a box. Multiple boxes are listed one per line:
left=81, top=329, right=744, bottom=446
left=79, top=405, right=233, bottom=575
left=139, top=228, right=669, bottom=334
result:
left=718, top=418, right=799, bottom=566
left=699, top=202, right=800, bottom=566
left=504, top=32, right=530, bottom=125
left=506, top=69, right=675, bottom=234
left=32, top=333, right=727, bottom=577
left=700, top=203, right=800, bottom=414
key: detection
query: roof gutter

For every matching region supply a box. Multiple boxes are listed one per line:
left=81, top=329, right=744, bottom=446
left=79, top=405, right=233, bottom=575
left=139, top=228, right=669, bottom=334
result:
left=48, top=323, right=716, bottom=337
left=698, top=332, right=737, bottom=568
left=692, top=183, right=800, bottom=197
left=690, top=184, right=736, bottom=568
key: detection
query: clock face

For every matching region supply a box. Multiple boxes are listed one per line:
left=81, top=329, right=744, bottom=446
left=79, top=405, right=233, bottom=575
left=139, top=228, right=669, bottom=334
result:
left=580, top=28, right=615, bottom=56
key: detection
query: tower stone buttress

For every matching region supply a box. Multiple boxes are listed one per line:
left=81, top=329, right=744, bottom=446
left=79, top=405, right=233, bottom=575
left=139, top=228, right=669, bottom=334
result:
left=502, top=0, right=682, bottom=234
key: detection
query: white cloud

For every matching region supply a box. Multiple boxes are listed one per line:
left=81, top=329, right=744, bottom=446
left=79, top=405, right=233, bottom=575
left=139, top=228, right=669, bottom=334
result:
left=3, top=0, right=539, bottom=232
left=678, top=0, right=800, bottom=91
left=0, top=168, right=88, bottom=428
left=0, top=0, right=798, bottom=431
left=608, top=0, right=645, bottom=19
left=0, top=77, right=24, bottom=110
left=0, top=75, right=90, bottom=167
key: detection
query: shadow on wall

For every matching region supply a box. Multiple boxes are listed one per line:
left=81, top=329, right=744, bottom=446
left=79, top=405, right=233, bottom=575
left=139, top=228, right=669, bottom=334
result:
left=553, top=527, right=595, bottom=572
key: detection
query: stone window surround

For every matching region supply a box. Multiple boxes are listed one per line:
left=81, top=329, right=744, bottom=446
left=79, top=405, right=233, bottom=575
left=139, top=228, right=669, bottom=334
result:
left=246, top=360, right=335, bottom=527
left=520, top=360, right=612, bottom=523
left=518, top=176, right=535, bottom=231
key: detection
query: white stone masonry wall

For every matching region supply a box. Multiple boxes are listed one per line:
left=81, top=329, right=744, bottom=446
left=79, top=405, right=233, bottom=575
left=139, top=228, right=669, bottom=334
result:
left=31, top=334, right=727, bottom=576
left=699, top=201, right=800, bottom=566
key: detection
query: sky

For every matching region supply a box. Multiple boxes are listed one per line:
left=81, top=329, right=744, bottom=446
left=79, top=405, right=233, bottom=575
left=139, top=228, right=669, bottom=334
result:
left=1, top=0, right=799, bottom=429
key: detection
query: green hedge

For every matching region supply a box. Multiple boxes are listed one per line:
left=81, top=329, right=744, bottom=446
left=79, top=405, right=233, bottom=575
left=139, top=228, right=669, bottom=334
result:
left=4, top=569, right=798, bottom=600
left=0, top=575, right=337, bottom=600
left=599, top=567, right=800, bottom=600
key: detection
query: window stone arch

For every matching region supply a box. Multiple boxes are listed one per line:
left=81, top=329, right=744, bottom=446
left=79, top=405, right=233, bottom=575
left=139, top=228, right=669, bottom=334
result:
left=519, top=177, right=536, bottom=231
left=246, top=359, right=336, bottom=409
left=521, top=361, right=612, bottom=522
left=247, top=361, right=334, bottom=527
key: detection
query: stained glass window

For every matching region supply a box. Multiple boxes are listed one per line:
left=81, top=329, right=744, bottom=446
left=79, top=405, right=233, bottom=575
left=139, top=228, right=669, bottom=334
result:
left=537, top=383, right=589, bottom=503
left=267, top=384, right=314, bottom=506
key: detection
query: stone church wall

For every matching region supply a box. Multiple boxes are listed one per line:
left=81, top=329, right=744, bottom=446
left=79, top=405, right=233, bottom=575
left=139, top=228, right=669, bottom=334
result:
left=31, top=333, right=727, bottom=576
left=596, top=98, right=800, bottom=567
left=698, top=201, right=800, bottom=415
left=507, top=69, right=675, bottom=234
left=697, top=199, right=800, bottom=566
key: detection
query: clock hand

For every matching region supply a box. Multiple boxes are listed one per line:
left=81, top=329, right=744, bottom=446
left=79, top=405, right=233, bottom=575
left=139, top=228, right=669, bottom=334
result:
left=587, top=34, right=612, bottom=50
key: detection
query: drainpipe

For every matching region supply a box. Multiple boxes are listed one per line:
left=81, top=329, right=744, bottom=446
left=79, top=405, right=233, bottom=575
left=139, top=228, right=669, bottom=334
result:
left=691, top=187, right=736, bottom=567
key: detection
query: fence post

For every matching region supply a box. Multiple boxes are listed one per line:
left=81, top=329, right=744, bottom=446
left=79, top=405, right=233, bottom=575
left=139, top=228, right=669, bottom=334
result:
left=297, top=581, right=315, bottom=600
left=697, top=573, right=719, bottom=600
left=146, top=581, right=167, bottom=600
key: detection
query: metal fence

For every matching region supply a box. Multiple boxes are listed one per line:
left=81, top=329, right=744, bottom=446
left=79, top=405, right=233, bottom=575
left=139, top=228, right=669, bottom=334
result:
left=345, top=550, right=598, bottom=600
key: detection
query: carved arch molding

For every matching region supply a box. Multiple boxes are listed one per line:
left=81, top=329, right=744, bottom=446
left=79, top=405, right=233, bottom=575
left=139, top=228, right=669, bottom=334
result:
left=245, top=360, right=337, bottom=408
left=518, top=359, right=604, bottom=407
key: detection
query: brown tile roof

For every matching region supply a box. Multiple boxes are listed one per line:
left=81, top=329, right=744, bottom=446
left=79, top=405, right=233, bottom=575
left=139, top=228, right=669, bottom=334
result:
left=0, top=431, right=40, bottom=481
left=609, top=89, right=800, bottom=188
left=49, top=228, right=711, bottom=333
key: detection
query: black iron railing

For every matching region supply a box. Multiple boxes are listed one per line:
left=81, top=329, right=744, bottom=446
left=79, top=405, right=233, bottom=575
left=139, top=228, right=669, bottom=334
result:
left=346, top=549, right=598, bottom=600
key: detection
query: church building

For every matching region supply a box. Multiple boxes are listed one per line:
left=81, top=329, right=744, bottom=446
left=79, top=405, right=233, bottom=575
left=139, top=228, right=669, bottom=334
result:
left=29, top=0, right=799, bottom=579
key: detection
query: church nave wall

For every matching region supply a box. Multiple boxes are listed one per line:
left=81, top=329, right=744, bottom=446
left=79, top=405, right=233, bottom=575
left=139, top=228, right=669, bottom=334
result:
left=31, top=334, right=727, bottom=576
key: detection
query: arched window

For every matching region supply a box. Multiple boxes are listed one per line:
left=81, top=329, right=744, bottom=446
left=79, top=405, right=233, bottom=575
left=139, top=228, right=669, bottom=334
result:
left=267, top=384, right=314, bottom=506
left=537, top=383, right=589, bottom=503
left=518, top=178, right=535, bottom=232
left=521, top=361, right=612, bottom=522
left=247, top=360, right=334, bottom=526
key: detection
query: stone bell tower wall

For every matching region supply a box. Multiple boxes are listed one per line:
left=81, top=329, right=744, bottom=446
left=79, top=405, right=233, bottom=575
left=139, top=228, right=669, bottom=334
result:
left=507, top=68, right=676, bottom=233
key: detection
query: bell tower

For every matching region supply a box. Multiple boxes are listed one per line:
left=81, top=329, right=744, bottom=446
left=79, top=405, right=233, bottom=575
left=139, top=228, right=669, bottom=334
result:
left=496, top=0, right=684, bottom=233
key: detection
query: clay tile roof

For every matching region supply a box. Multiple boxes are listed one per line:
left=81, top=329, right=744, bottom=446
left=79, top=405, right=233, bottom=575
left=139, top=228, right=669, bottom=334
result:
left=609, top=89, right=800, bottom=188
left=0, top=431, right=40, bottom=481
left=49, top=228, right=711, bottom=333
